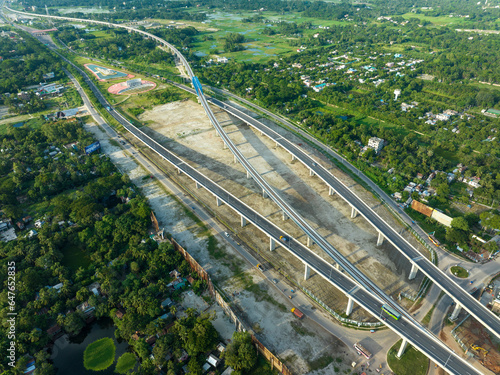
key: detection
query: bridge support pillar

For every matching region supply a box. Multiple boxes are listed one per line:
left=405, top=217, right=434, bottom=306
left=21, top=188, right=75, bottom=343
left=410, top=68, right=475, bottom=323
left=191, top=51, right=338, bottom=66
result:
left=247, top=170, right=251, bottom=179
left=307, top=236, right=313, bottom=247
left=233, top=155, right=237, bottom=164
left=223, top=142, right=228, bottom=150
left=291, top=154, right=296, bottom=162
left=335, top=262, right=341, bottom=270
left=346, top=297, right=354, bottom=316
left=309, top=169, right=315, bottom=177
left=329, top=187, right=336, bottom=196
left=450, top=302, right=462, bottom=321
left=269, top=237, right=276, bottom=251
left=241, top=216, right=247, bottom=227
left=351, top=206, right=358, bottom=219
left=377, top=232, right=384, bottom=246
left=216, top=197, right=222, bottom=207
left=195, top=181, right=201, bottom=189
left=282, top=211, right=288, bottom=221
left=409, top=263, right=418, bottom=280
left=397, top=338, right=408, bottom=358
left=177, top=168, right=182, bottom=174
left=275, top=141, right=279, bottom=148
left=304, top=263, right=311, bottom=280
left=263, top=189, right=268, bottom=198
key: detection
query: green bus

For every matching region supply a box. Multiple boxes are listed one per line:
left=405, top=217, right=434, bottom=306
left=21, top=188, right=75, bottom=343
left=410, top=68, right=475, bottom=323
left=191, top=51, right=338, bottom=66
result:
left=382, top=304, right=401, bottom=320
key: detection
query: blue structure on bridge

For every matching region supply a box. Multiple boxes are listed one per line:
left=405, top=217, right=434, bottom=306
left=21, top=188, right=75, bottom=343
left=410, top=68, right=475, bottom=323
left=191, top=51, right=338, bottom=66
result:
left=192, top=76, right=203, bottom=95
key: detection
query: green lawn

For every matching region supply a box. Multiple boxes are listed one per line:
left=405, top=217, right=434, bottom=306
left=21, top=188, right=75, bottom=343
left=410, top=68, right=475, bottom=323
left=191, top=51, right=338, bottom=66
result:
left=397, top=12, right=469, bottom=27
left=387, top=339, right=429, bottom=375
left=115, top=353, right=137, bottom=374
left=450, top=266, right=469, bottom=278
left=83, top=337, right=116, bottom=371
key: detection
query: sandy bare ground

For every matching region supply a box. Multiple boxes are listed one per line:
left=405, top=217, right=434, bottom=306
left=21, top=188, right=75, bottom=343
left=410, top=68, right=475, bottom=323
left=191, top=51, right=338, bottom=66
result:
left=139, top=100, right=425, bottom=309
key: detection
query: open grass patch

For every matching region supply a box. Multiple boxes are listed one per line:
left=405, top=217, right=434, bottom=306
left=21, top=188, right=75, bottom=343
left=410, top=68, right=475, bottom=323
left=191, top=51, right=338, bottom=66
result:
left=290, top=320, right=314, bottom=336
left=450, top=266, right=469, bottom=278
left=421, top=304, right=436, bottom=326
left=83, top=337, right=116, bottom=371
left=387, top=339, right=429, bottom=375
left=115, top=352, right=136, bottom=374
left=307, top=354, right=334, bottom=372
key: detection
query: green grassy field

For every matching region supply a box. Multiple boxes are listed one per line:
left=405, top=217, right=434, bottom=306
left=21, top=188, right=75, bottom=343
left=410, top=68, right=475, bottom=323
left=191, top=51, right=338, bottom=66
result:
left=83, top=338, right=116, bottom=371
left=450, top=265, right=469, bottom=278
left=387, top=339, right=429, bottom=375
left=115, top=353, right=136, bottom=374
left=398, top=12, right=469, bottom=26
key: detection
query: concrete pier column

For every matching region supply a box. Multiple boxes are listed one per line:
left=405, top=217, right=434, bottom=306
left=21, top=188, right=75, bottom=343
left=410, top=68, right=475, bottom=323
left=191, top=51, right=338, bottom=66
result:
left=247, top=170, right=251, bottom=179
left=397, top=338, right=408, bottom=358
left=177, top=168, right=182, bottom=174
left=329, top=187, right=336, bottom=196
left=291, top=154, right=296, bottom=162
left=215, top=131, right=220, bottom=137
left=377, top=232, right=384, bottom=246
left=195, top=181, right=201, bottom=189
left=450, top=303, right=462, bottom=320
left=307, top=236, right=313, bottom=247
left=351, top=206, right=358, bottom=219
left=409, top=263, right=419, bottom=280
left=304, top=263, right=311, bottom=280
left=282, top=211, right=288, bottom=221
left=269, top=237, right=276, bottom=251
left=275, top=141, right=279, bottom=148
left=216, top=197, right=222, bottom=207
left=233, top=155, right=237, bottom=163
left=223, top=142, right=228, bottom=149
left=260, top=131, right=264, bottom=136
left=346, top=297, right=354, bottom=316
left=241, top=215, right=247, bottom=227
left=263, top=189, right=268, bottom=198
left=309, top=169, right=315, bottom=177
left=335, top=262, right=341, bottom=270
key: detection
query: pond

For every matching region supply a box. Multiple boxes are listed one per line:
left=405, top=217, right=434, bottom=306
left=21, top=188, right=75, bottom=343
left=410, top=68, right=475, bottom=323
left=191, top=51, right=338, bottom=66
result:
left=51, top=318, right=130, bottom=374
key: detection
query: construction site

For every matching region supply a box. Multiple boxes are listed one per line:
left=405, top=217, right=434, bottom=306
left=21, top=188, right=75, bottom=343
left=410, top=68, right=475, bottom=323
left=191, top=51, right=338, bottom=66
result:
left=134, top=96, right=429, bottom=319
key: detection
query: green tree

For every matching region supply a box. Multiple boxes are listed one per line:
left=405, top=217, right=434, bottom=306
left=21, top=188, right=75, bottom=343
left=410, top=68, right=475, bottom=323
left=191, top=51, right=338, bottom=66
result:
left=451, top=216, right=469, bottom=232
left=63, top=313, right=85, bottom=335
left=223, top=332, right=257, bottom=374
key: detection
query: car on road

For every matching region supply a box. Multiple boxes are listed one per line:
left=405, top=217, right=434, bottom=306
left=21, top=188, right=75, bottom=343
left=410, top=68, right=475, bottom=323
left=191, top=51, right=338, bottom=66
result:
left=224, top=232, right=229, bottom=237
left=257, top=264, right=265, bottom=272
left=279, top=235, right=289, bottom=242
left=272, top=279, right=278, bottom=284
left=312, top=162, right=317, bottom=166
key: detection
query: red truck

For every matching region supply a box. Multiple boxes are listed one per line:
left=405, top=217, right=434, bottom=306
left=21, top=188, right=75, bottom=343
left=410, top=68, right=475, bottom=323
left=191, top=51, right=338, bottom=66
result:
left=291, top=308, right=304, bottom=319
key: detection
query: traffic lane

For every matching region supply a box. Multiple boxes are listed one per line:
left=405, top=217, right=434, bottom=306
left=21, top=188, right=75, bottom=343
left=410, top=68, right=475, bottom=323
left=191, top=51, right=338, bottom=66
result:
left=310, top=260, right=479, bottom=374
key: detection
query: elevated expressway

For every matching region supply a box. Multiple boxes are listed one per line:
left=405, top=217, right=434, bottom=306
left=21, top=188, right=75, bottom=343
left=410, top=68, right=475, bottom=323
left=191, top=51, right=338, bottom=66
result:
left=3, top=6, right=494, bottom=374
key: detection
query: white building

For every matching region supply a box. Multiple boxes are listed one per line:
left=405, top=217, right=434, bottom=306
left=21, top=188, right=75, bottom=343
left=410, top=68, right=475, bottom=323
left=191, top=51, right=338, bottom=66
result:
left=367, top=137, right=385, bottom=153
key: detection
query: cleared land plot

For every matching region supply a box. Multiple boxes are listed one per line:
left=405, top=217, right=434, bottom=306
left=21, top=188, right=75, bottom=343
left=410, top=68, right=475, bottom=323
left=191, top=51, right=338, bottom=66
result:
left=138, top=98, right=427, bottom=318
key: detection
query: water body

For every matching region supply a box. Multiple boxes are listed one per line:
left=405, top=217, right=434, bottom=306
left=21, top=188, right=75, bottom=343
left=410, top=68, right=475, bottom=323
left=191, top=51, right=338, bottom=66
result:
left=194, top=51, right=207, bottom=57
left=52, top=319, right=130, bottom=374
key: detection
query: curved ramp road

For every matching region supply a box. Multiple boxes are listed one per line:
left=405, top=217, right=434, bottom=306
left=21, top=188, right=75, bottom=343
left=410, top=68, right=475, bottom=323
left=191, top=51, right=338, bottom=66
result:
left=2, top=7, right=492, bottom=374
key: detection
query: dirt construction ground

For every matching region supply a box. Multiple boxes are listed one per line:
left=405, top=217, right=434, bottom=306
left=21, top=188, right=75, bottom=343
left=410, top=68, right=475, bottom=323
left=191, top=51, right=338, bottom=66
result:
left=449, top=314, right=500, bottom=374
left=138, top=99, right=427, bottom=315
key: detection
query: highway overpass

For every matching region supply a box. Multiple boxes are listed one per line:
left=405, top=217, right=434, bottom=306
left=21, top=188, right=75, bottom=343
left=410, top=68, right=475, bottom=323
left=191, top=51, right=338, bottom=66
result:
left=3, top=6, right=494, bottom=374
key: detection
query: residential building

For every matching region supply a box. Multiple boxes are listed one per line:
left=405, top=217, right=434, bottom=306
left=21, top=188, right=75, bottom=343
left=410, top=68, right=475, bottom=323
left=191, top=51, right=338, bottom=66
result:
left=367, top=137, right=385, bottom=153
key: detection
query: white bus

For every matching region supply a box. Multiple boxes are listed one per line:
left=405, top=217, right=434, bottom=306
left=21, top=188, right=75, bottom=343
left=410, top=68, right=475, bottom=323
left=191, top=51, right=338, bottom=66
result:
left=354, top=342, right=372, bottom=360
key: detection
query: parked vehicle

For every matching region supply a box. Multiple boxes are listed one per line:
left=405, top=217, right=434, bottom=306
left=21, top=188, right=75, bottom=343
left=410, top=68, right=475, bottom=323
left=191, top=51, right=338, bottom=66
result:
left=291, top=308, right=304, bottom=319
